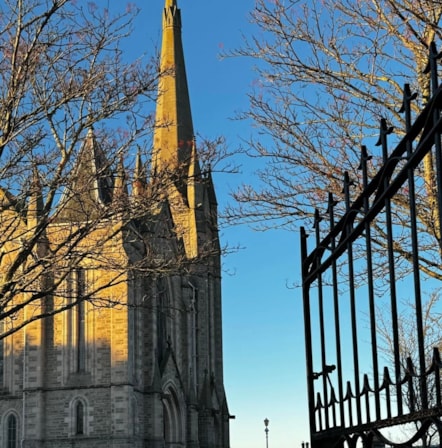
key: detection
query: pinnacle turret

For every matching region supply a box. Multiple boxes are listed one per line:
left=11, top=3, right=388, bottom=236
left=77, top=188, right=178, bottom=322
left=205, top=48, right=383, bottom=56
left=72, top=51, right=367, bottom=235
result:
left=132, top=150, right=147, bottom=197
left=56, top=128, right=114, bottom=222
left=27, top=166, right=44, bottom=230
left=113, top=155, right=128, bottom=205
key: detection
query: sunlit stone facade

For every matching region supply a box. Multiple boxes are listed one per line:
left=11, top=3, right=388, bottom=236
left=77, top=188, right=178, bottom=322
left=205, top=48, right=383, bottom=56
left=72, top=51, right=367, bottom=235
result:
left=0, top=1, right=230, bottom=447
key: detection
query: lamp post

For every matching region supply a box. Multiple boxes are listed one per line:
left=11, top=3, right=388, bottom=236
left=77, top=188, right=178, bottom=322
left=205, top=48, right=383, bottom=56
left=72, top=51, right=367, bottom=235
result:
left=264, top=418, right=269, bottom=448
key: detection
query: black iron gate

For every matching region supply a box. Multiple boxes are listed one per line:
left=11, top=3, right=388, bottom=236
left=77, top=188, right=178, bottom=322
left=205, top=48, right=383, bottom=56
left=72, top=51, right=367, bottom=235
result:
left=301, top=43, right=442, bottom=448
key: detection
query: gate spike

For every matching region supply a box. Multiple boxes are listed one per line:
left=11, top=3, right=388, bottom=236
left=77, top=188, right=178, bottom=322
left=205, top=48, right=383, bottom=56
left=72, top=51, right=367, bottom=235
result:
left=375, top=118, right=394, bottom=162
left=427, top=347, right=442, bottom=374
left=361, top=374, right=373, bottom=394
left=327, top=192, right=338, bottom=214
left=380, top=366, right=393, bottom=389
left=404, top=356, right=416, bottom=377
left=423, top=41, right=442, bottom=96
left=399, top=84, right=418, bottom=133
left=358, top=144, right=372, bottom=170
left=344, top=381, right=355, bottom=400
left=404, top=357, right=416, bottom=413
left=313, top=208, right=322, bottom=228
left=342, top=171, right=354, bottom=211
left=328, top=387, right=338, bottom=406
left=358, top=145, right=372, bottom=190
left=315, top=392, right=324, bottom=410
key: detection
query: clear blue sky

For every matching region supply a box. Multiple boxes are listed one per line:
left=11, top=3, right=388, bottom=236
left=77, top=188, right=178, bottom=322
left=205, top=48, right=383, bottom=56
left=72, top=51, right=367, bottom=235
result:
left=126, top=1, right=310, bottom=446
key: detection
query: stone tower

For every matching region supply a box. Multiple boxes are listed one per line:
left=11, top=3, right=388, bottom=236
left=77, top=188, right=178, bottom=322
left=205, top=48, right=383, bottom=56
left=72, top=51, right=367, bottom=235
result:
left=0, top=0, right=230, bottom=447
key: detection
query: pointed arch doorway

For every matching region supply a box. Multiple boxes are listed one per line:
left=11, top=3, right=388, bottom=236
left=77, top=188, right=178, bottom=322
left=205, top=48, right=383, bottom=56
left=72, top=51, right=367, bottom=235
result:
left=163, top=386, right=185, bottom=448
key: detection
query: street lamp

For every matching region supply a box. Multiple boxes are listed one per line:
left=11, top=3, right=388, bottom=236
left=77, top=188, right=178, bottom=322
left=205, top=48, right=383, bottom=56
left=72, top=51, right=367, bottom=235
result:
left=264, top=418, right=269, bottom=448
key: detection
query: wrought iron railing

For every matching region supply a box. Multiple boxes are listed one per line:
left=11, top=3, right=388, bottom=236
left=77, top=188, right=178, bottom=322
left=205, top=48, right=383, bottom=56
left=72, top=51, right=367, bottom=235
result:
left=301, top=43, right=442, bottom=448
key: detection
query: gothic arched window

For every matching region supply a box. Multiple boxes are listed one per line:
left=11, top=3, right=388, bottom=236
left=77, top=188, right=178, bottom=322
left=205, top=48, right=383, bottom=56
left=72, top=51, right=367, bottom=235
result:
left=69, top=397, right=88, bottom=437
left=6, top=414, right=17, bottom=448
left=75, top=401, right=84, bottom=435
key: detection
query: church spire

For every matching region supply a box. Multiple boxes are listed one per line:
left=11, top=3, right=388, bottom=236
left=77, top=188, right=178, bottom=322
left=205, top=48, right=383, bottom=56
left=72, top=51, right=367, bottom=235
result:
left=151, top=0, right=218, bottom=260
left=152, top=0, right=195, bottom=180
left=113, top=155, right=128, bottom=206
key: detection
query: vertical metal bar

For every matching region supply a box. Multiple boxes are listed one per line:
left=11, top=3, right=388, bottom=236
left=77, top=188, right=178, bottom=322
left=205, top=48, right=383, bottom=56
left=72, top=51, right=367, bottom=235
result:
left=433, top=348, right=441, bottom=407
left=345, top=381, right=354, bottom=428
left=314, top=209, right=329, bottom=429
left=436, top=111, right=442, bottom=257
left=343, top=172, right=361, bottom=425
left=316, top=393, right=323, bottom=432
left=301, top=227, right=317, bottom=441
left=406, top=357, right=416, bottom=412
left=419, top=43, right=442, bottom=410
left=327, top=193, right=345, bottom=428
left=383, top=367, right=392, bottom=419
left=363, top=374, right=371, bottom=423
left=400, top=83, right=428, bottom=410
left=359, top=146, right=380, bottom=421
left=426, top=42, right=440, bottom=94
left=376, top=119, right=402, bottom=415
left=330, top=388, right=337, bottom=427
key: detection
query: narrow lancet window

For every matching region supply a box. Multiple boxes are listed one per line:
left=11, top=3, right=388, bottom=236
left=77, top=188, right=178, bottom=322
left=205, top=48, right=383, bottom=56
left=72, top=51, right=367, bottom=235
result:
left=76, top=269, right=86, bottom=372
left=75, top=401, right=84, bottom=435
left=7, top=414, right=17, bottom=448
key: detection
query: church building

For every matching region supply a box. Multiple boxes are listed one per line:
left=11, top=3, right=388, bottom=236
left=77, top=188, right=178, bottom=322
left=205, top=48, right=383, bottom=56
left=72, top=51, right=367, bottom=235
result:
left=0, top=0, right=230, bottom=447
